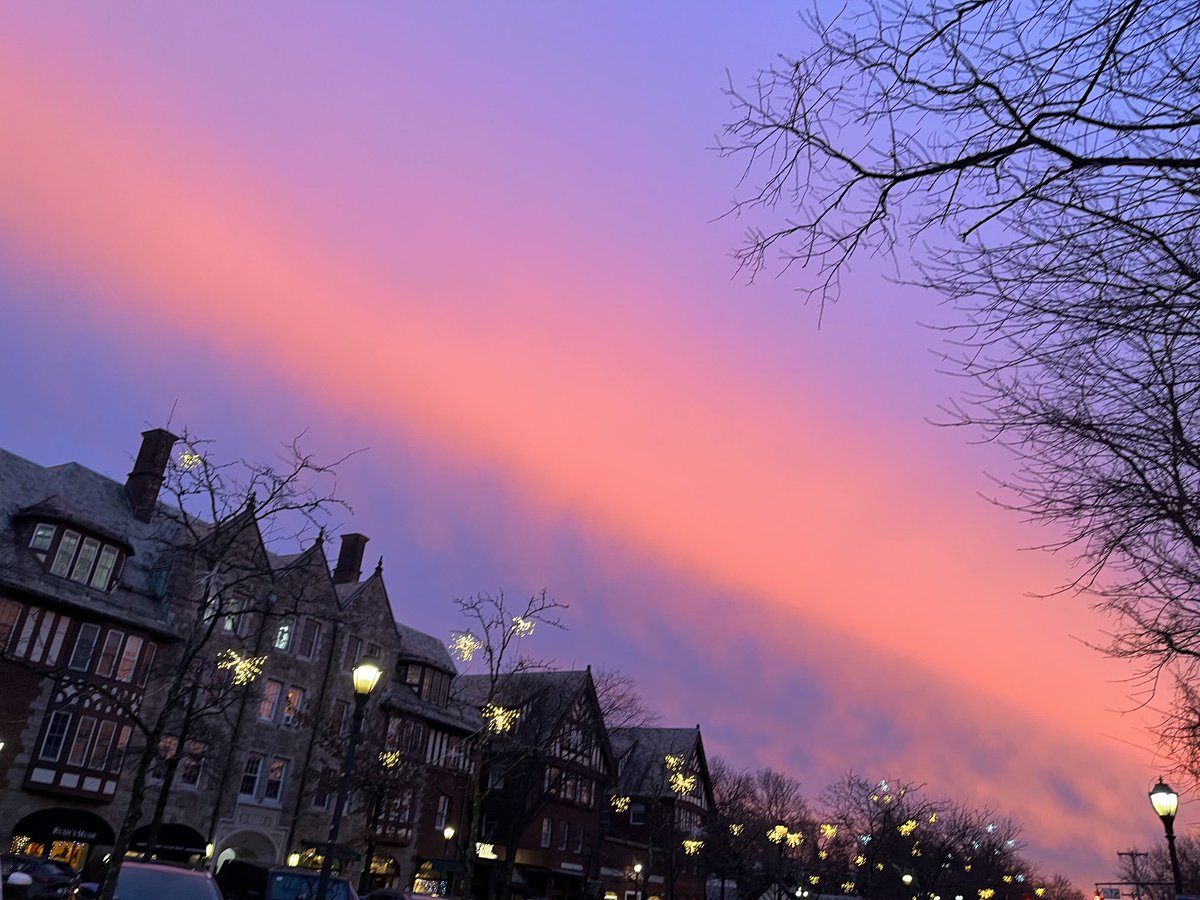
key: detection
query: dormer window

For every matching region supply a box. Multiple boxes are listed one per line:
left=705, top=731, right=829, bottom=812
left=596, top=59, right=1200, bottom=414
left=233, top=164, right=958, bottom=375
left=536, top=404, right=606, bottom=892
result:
left=31, top=523, right=125, bottom=591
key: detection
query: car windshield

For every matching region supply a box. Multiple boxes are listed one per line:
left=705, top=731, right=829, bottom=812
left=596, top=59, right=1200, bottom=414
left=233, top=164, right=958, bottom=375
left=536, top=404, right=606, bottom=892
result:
left=270, top=872, right=353, bottom=900
left=116, top=867, right=220, bottom=900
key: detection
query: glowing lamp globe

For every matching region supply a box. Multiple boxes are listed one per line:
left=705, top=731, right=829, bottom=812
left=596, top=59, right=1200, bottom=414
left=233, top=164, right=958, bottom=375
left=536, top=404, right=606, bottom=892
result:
left=1150, top=780, right=1179, bottom=821
left=352, top=656, right=383, bottom=696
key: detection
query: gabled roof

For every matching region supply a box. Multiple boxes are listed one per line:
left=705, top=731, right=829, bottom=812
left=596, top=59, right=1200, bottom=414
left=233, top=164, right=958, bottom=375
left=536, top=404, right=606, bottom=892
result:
left=454, top=669, right=594, bottom=741
left=610, top=725, right=713, bottom=806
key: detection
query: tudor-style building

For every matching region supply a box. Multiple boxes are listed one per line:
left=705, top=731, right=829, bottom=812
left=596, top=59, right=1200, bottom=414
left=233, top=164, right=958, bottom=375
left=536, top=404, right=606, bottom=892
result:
left=602, top=727, right=714, bottom=900
left=455, top=668, right=616, bottom=900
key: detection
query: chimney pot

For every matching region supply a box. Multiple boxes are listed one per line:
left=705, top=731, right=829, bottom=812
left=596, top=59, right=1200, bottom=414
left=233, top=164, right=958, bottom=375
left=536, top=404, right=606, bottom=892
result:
left=333, top=533, right=369, bottom=584
left=126, top=428, right=178, bottom=523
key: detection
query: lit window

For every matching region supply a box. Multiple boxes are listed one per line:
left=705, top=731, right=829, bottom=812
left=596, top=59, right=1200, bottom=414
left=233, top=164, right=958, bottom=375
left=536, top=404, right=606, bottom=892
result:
left=435, top=794, right=450, bottom=830
left=264, top=757, right=288, bottom=803
left=274, top=619, right=293, bottom=651
left=30, top=523, right=56, bottom=551
left=95, top=630, right=125, bottom=679
left=88, top=721, right=116, bottom=770
left=259, top=680, right=283, bottom=721
left=283, top=687, right=304, bottom=726
left=541, top=818, right=553, bottom=848
left=179, top=741, right=205, bottom=788
left=50, top=530, right=80, bottom=577
left=67, top=716, right=98, bottom=767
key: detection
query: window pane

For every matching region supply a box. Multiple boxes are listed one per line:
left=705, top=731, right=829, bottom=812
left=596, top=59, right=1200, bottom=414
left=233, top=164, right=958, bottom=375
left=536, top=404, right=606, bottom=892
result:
left=240, top=754, right=263, bottom=796
left=40, top=710, right=72, bottom=762
left=67, top=716, right=97, bottom=767
left=137, top=643, right=157, bottom=686
left=69, top=537, right=100, bottom=583
left=115, top=636, right=144, bottom=682
left=50, top=530, right=80, bottom=577
left=30, top=523, right=56, bottom=551
left=0, top=598, right=21, bottom=650
left=110, top=725, right=131, bottom=772
left=95, top=630, right=124, bottom=678
left=264, top=757, right=287, bottom=801
left=283, top=687, right=304, bottom=725
left=274, top=619, right=293, bottom=651
left=259, top=680, right=283, bottom=721
left=88, top=720, right=117, bottom=770
left=68, top=623, right=101, bottom=671
left=297, top=619, right=320, bottom=658
left=90, top=546, right=119, bottom=590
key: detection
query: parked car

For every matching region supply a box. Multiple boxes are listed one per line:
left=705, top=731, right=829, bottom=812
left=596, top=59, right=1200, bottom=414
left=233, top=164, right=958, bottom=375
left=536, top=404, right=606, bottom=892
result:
left=72, top=862, right=221, bottom=900
left=0, top=856, right=78, bottom=899
left=362, top=890, right=416, bottom=900
left=4, top=871, right=34, bottom=900
left=215, top=861, right=357, bottom=900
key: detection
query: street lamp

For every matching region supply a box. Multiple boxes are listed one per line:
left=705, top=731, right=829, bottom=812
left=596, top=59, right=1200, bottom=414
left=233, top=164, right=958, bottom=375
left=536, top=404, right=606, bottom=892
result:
left=1150, top=779, right=1184, bottom=896
left=443, top=825, right=457, bottom=896
left=633, top=863, right=644, bottom=900
left=315, top=656, right=383, bottom=900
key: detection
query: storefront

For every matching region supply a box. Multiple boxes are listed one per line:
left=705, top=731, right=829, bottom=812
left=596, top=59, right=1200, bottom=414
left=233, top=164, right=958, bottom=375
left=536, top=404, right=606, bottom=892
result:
left=9, top=807, right=116, bottom=871
left=129, top=823, right=208, bottom=863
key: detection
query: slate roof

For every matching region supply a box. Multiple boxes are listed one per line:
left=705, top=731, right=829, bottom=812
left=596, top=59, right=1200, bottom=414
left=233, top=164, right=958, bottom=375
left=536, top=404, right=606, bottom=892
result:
left=610, top=726, right=708, bottom=800
left=0, top=447, right=182, bottom=637
left=454, top=669, right=593, bottom=740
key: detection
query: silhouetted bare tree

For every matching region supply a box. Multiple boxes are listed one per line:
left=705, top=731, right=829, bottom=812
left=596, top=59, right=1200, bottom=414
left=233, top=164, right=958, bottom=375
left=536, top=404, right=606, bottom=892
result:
left=722, top=0, right=1200, bottom=764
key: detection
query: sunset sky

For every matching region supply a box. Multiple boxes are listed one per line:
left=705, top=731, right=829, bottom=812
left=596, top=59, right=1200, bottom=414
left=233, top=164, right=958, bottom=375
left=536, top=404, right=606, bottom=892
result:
left=0, top=3, right=1180, bottom=887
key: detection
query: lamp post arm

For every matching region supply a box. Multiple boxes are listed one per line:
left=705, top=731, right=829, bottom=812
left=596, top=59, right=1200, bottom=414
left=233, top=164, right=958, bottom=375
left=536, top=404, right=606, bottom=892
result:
left=316, top=691, right=369, bottom=900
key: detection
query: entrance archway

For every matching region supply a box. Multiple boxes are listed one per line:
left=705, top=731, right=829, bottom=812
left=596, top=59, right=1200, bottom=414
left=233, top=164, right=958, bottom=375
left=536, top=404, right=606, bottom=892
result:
left=214, top=829, right=278, bottom=872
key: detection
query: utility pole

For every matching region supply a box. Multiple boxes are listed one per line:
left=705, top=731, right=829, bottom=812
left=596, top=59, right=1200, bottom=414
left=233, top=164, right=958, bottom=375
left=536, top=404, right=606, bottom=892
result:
left=1119, top=850, right=1150, bottom=900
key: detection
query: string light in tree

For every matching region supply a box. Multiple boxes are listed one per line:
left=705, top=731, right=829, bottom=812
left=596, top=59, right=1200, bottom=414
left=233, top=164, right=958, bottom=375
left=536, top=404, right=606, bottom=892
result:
left=819, top=824, right=838, bottom=840
left=511, top=616, right=535, bottom=637
left=178, top=451, right=203, bottom=470
left=899, top=819, right=919, bottom=836
left=483, top=703, right=520, bottom=733
left=842, top=883, right=856, bottom=894
left=768, top=825, right=788, bottom=844
left=379, top=750, right=402, bottom=768
left=730, top=824, right=744, bottom=836
left=449, top=633, right=483, bottom=661
left=979, top=891, right=995, bottom=899
left=671, top=772, right=697, bottom=795
left=612, top=796, right=632, bottom=813
left=682, top=840, right=704, bottom=856
left=664, top=754, right=684, bottom=770
left=217, top=649, right=267, bottom=685
left=786, top=832, right=803, bottom=848
left=854, top=855, right=866, bottom=867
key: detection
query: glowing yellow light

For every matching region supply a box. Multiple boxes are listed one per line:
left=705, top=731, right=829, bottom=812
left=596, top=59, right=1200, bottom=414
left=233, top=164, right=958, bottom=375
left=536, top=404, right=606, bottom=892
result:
left=786, top=832, right=803, bottom=848
left=809, top=876, right=820, bottom=886
left=664, top=754, right=684, bottom=770
left=979, top=890, right=994, bottom=899
left=965, top=865, right=972, bottom=873
left=899, top=819, right=918, bottom=836
left=819, top=824, right=838, bottom=840
left=179, top=451, right=203, bottom=470
left=1035, top=890, right=1046, bottom=897
left=876, top=864, right=884, bottom=871
left=854, top=855, right=866, bottom=867
left=768, top=825, right=788, bottom=843
left=511, top=616, right=535, bottom=637
left=1002, top=877, right=1014, bottom=884
left=929, top=813, right=938, bottom=823
left=670, top=772, right=697, bottom=795
left=379, top=750, right=402, bottom=768
left=217, top=649, right=267, bottom=685
left=842, top=883, right=856, bottom=894
left=483, top=703, right=520, bottom=733
left=449, top=633, right=483, bottom=661
left=612, top=796, right=632, bottom=813
left=911, top=847, right=922, bottom=857
left=883, top=794, right=893, bottom=804
left=682, top=839, right=704, bottom=856
left=871, top=794, right=880, bottom=803
left=819, top=850, right=829, bottom=860
left=730, top=824, right=744, bottom=836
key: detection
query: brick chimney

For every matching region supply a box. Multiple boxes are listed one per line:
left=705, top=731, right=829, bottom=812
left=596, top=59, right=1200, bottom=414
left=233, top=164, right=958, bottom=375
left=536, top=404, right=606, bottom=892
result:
left=125, top=428, right=178, bottom=523
left=332, top=533, right=369, bottom=584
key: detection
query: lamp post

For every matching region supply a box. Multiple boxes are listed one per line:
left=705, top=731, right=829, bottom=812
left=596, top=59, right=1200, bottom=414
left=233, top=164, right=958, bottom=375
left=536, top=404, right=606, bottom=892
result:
left=1150, top=779, right=1184, bottom=897
left=315, top=656, right=383, bottom=900
left=443, top=825, right=457, bottom=896
left=633, top=862, right=644, bottom=900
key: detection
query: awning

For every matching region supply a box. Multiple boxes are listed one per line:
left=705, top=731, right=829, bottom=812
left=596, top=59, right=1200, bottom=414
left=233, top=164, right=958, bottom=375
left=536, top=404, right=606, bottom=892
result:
left=11, top=808, right=115, bottom=845
left=130, top=823, right=207, bottom=859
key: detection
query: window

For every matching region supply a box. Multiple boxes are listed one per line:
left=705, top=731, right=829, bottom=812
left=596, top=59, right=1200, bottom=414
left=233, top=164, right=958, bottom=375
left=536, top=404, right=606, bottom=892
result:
left=274, top=618, right=294, bottom=651
left=115, top=635, right=144, bottom=682
left=179, top=741, right=205, bottom=788
left=264, top=757, right=287, bottom=803
left=558, top=821, right=569, bottom=851
left=239, top=754, right=263, bottom=797
left=68, top=623, right=101, bottom=671
left=49, top=530, right=80, bottom=577
left=541, top=817, right=553, bottom=848
left=259, top=680, right=283, bottom=721
left=67, top=716, right=97, bottom=767
left=111, top=725, right=131, bottom=772
left=345, top=636, right=362, bottom=670
left=282, top=687, right=304, bottom=726
left=95, top=630, right=124, bottom=678
left=69, top=537, right=100, bottom=583
left=30, top=523, right=56, bottom=551
left=334, top=699, right=350, bottom=736
left=630, top=803, right=646, bottom=826
left=222, top=598, right=243, bottom=635
left=87, top=720, right=117, bottom=770
left=297, top=619, right=321, bottom=659
left=39, top=710, right=72, bottom=762
left=574, top=827, right=585, bottom=854
left=91, top=545, right=119, bottom=589
left=137, top=643, right=157, bottom=685
left=151, top=736, right=178, bottom=782
left=367, top=641, right=381, bottom=660
left=435, top=794, right=451, bottom=830
left=0, top=598, right=21, bottom=650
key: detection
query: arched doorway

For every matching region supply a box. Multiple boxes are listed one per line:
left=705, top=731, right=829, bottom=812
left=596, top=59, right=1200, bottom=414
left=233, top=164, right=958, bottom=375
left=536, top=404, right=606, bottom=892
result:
left=9, top=807, right=115, bottom=871
left=214, top=829, right=277, bottom=873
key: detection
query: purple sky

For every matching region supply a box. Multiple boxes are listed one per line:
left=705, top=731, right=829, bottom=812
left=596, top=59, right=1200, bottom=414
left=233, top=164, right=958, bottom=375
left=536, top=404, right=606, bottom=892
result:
left=0, top=3, right=1181, bottom=888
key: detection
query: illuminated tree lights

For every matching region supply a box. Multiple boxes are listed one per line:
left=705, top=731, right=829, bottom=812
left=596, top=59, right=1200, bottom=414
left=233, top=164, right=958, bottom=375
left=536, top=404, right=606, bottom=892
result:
left=178, top=450, right=203, bottom=470
left=483, top=703, right=520, bottom=733
left=819, top=824, right=838, bottom=840
left=449, top=632, right=483, bottom=661
left=511, top=616, right=535, bottom=637
left=670, top=772, right=697, bottom=795
left=379, top=750, right=402, bottom=768
left=768, top=824, right=789, bottom=843
left=664, top=754, right=685, bottom=770
left=611, top=796, right=632, bottom=813
left=216, top=649, right=266, bottom=685
left=786, top=831, right=803, bottom=848
left=682, top=839, right=705, bottom=855
left=899, top=819, right=919, bottom=836
left=729, top=823, right=744, bottom=836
